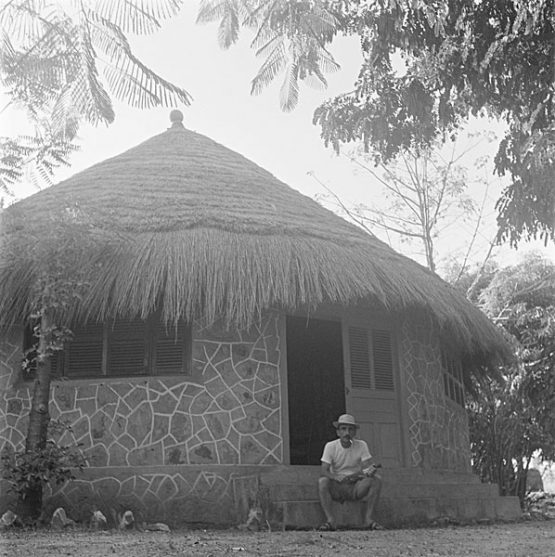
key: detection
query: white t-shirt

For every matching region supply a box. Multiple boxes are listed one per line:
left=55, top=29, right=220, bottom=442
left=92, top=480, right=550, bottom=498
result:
left=321, top=438, right=372, bottom=480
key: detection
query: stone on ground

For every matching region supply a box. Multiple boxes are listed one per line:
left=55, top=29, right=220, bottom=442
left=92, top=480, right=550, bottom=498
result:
left=51, top=508, right=75, bottom=529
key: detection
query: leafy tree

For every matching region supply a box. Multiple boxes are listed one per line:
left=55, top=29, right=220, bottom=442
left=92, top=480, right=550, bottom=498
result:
left=0, top=0, right=192, bottom=193
left=466, top=254, right=555, bottom=504
left=201, top=0, right=554, bottom=246
left=0, top=204, right=116, bottom=519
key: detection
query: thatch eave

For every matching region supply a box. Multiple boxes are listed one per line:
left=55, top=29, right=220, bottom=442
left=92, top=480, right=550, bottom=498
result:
left=0, top=119, right=511, bottom=369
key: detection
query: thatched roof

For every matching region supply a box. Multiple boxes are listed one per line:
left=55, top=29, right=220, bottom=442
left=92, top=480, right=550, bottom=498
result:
left=0, top=111, right=509, bottom=366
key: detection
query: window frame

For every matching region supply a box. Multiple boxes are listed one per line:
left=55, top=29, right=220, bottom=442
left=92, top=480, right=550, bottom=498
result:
left=45, top=315, right=193, bottom=379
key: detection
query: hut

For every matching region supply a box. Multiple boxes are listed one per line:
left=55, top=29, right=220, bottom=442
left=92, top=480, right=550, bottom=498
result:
left=0, top=111, right=520, bottom=527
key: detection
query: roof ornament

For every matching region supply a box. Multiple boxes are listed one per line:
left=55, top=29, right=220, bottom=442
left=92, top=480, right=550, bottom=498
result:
left=169, top=109, right=184, bottom=128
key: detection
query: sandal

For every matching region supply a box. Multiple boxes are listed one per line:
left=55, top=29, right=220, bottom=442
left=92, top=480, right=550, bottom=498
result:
left=363, top=521, right=385, bottom=530
left=318, top=521, right=336, bottom=531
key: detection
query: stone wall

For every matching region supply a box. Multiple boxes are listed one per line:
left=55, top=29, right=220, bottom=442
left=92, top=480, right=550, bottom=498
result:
left=26, top=465, right=270, bottom=526
left=0, top=312, right=282, bottom=466
left=0, top=313, right=283, bottom=523
left=400, top=316, right=471, bottom=472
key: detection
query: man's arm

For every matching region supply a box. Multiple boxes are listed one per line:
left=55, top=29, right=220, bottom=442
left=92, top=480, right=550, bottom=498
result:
left=361, top=458, right=380, bottom=477
left=361, top=458, right=373, bottom=470
left=320, top=461, right=335, bottom=480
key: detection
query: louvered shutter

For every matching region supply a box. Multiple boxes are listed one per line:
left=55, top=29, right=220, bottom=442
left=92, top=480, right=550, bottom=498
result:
left=108, top=318, right=147, bottom=376
left=349, top=326, right=372, bottom=389
left=372, top=329, right=394, bottom=391
left=154, top=321, right=189, bottom=375
left=65, top=323, right=104, bottom=377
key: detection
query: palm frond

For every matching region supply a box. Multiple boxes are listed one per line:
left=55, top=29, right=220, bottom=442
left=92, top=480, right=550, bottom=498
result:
left=92, top=0, right=184, bottom=35
left=0, top=0, right=45, bottom=42
left=241, top=1, right=340, bottom=108
left=196, top=0, right=232, bottom=23
left=217, top=2, right=240, bottom=48
left=0, top=26, right=73, bottom=109
left=89, top=13, right=192, bottom=108
left=302, top=72, right=327, bottom=91
left=249, top=1, right=280, bottom=51
left=197, top=0, right=256, bottom=48
left=251, top=36, right=288, bottom=96
left=279, top=61, right=299, bottom=112
left=43, top=24, right=115, bottom=127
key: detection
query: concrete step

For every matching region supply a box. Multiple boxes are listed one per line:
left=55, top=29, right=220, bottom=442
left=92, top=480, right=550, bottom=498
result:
left=248, top=466, right=521, bottom=529
left=260, top=466, right=481, bottom=486
left=277, top=494, right=522, bottom=530
left=266, top=481, right=499, bottom=502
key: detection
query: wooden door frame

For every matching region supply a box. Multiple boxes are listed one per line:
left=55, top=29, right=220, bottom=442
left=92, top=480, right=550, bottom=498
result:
left=281, top=306, right=346, bottom=465
left=340, top=307, right=408, bottom=468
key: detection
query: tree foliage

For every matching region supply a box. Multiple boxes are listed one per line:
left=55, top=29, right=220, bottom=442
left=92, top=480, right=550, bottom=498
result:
left=197, top=0, right=340, bottom=111
left=1, top=421, right=86, bottom=522
left=466, top=254, right=555, bottom=504
left=0, top=203, right=119, bottom=518
left=202, top=0, right=554, bottom=246
left=0, top=0, right=192, bottom=193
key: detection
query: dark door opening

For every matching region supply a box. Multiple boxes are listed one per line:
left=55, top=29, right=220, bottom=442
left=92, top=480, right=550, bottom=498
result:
left=286, top=315, right=345, bottom=465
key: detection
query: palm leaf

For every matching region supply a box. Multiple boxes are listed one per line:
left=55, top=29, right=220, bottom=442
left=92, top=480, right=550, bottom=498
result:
left=197, top=0, right=255, bottom=48
left=279, top=60, right=299, bottom=112
left=88, top=13, right=192, bottom=108
left=0, top=0, right=45, bottom=42
left=218, top=2, right=240, bottom=48
left=93, top=0, right=185, bottom=35
left=196, top=0, right=233, bottom=23
left=251, top=36, right=287, bottom=96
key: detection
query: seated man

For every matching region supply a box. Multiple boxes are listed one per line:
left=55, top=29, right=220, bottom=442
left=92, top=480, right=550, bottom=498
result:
left=318, top=413, right=383, bottom=531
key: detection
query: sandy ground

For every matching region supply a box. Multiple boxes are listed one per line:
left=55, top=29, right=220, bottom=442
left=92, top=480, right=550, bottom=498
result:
left=1, top=521, right=554, bottom=557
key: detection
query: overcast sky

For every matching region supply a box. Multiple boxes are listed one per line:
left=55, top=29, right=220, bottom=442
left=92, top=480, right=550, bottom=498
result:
left=2, top=2, right=552, bottom=271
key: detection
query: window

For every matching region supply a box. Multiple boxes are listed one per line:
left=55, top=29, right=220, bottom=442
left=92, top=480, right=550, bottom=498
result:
left=442, top=352, right=465, bottom=407
left=23, top=316, right=192, bottom=379
left=348, top=326, right=395, bottom=391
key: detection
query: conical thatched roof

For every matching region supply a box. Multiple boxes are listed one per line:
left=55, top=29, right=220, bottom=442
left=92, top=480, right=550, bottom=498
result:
left=0, top=112, right=509, bottom=367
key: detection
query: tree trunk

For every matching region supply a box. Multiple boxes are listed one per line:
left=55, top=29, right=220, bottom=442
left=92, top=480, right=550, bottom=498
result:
left=22, top=311, right=53, bottom=520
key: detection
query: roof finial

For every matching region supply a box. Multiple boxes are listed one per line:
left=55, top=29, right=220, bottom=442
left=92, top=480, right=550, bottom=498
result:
left=169, top=109, right=184, bottom=128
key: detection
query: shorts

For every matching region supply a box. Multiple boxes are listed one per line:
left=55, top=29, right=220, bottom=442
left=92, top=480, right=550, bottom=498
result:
left=328, top=478, right=365, bottom=503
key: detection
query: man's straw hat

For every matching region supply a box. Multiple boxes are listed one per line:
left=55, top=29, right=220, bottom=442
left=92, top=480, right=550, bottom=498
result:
left=332, top=414, right=360, bottom=429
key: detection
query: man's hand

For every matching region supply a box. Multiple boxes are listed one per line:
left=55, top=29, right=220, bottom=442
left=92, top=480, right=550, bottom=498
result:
left=362, top=463, right=382, bottom=477
left=341, top=473, right=364, bottom=484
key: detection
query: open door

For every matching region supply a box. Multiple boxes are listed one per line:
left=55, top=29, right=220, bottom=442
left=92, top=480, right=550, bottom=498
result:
left=286, top=316, right=345, bottom=465
left=345, top=321, right=403, bottom=468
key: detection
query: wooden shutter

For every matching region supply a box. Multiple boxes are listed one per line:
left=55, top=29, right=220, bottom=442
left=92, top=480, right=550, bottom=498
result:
left=154, top=321, right=190, bottom=375
left=372, top=329, right=394, bottom=391
left=65, top=323, right=104, bottom=377
left=108, top=318, right=147, bottom=376
left=349, top=326, right=372, bottom=389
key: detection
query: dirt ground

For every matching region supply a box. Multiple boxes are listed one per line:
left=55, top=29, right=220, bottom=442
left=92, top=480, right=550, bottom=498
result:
left=1, top=520, right=554, bottom=557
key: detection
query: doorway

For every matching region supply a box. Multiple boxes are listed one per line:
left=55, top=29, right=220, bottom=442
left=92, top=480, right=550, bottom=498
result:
left=286, top=315, right=345, bottom=465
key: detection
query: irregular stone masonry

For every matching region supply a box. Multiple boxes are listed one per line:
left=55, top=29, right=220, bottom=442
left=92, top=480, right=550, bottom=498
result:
left=41, top=467, right=252, bottom=525
left=0, top=312, right=282, bottom=467
left=400, top=315, right=471, bottom=472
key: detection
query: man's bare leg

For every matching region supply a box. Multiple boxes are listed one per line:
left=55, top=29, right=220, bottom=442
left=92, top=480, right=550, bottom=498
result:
left=354, top=476, right=382, bottom=527
left=318, top=477, right=336, bottom=528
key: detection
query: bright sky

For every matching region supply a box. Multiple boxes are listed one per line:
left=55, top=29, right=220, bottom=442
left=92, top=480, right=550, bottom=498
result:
left=1, top=2, right=553, bottom=273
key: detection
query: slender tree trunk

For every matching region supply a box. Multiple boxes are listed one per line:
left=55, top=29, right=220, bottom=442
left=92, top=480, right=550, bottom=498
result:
left=21, top=310, right=53, bottom=520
